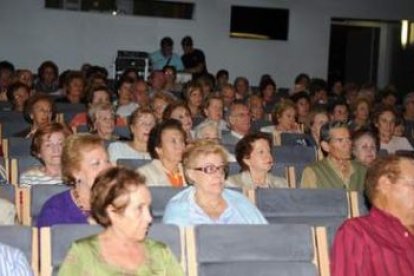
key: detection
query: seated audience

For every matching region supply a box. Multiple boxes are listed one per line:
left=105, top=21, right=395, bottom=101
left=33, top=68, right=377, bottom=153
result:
left=14, top=69, right=34, bottom=91
left=56, top=71, right=85, bottom=104
left=17, top=93, right=55, bottom=138
left=131, top=78, right=150, bottom=108
left=59, top=167, right=183, bottom=276
left=301, top=121, right=366, bottom=191
left=309, top=78, right=328, bottom=105
left=163, top=140, right=267, bottom=226
left=220, top=84, right=236, bottom=115
left=221, top=101, right=251, bottom=145
left=226, top=133, right=288, bottom=188
left=184, top=81, right=203, bottom=119
left=348, top=97, right=371, bottom=132
left=20, top=123, right=72, bottom=186
left=6, top=82, right=30, bottom=112
left=115, top=77, right=138, bottom=118
left=34, top=61, right=59, bottom=94
left=331, top=155, right=414, bottom=276
left=291, top=91, right=311, bottom=125
left=0, top=242, right=33, bottom=275
left=215, top=69, right=229, bottom=91
left=108, top=107, right=155, bottom=163
left=373, top=105, right=413, bottom=154
left=194, top=120, right=221, bottom=142
left=37, top=134, right=111, bottom=227
left=261, top=100, right=301, bottom=145
left=88, top=102, right=118, bottom=141
left=150, top=36, right=184, bottom=71
left=201, top=95, right=228, bottom=131
left=137, top=119, right=186, bottom=187
left=352, top=130, right=378, bottom=167
left=293, top=73, right=310, bottom=93
left=259, top=77, right=278, bottom=114
left=163, top=102, right=194, bottom=142
left=163, top=65, right=182, bottom=95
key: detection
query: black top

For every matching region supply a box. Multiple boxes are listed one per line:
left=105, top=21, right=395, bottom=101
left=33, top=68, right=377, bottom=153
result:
left=181, top=49, right=207, bottom=79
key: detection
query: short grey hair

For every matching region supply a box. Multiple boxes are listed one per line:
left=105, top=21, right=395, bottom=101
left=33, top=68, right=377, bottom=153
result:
left=194, top=120, right=221, bottom=139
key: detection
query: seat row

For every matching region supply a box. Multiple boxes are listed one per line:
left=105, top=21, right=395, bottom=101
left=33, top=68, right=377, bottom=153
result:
left=0, top=184, right=369, bottom=227
left=0, top=223, right=333, bottom=276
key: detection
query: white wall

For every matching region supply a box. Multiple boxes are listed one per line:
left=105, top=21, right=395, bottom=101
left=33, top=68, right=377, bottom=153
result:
left=1, top=0, right=414, bottom=87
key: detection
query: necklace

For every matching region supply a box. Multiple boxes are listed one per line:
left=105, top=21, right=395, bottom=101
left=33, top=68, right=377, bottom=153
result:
left=71, top=188, right=91, bottom=215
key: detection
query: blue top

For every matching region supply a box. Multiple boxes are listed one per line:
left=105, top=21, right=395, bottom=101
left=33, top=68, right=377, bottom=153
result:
left=162, top=186, right=268, bottom=226
left=37, top=190, right=88, bottom=228
left=150, top=50, right=184, bottom=71
left=0, top=242, right=33, bottom=276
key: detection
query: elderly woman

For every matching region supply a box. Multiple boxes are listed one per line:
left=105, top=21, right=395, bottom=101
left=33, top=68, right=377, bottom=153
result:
left=16, top=93, right=55, bottom=138
left=58, top=167, right=183, bottom=275
left=202, top=94, right=228, bottom=131
left=108, top=107, right=155, bottom=163
left=163, top=140, right=267, bottom=226
left=20, top=123, right=72, bottom=186
left=163, top=102, right=194, bottom=142
left=88, top=102, right=119, bottom=141
left=194, top=120, right=221, bottom=142
left=261, top=100, right=302, bottom=145
left=6, top=82, right=30, bottom=112
left=138, top=119, right=186, bottom=187
left=37, top=134, right=111, bottom=227
left=373, top=105, right=413, bottom=154
left=226, top=133, right=288, bottom=188
left=59, top=167, right=184, bottom=276
left=352, top=130, right=378, bottom=167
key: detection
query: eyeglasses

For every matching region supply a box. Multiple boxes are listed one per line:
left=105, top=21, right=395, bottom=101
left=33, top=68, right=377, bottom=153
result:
left=191, top=164, right=228, bottom=175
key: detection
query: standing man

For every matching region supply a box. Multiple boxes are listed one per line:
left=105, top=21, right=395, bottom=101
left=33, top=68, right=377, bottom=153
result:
left=331, top=155, right=414, bottom=276
left=150, top=37, right=184, bottom=71
left=181, top=36, right=207, bottom=80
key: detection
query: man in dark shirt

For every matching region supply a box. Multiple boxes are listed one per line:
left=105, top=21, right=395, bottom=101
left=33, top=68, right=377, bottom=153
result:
left=330, top=155, right=414, bottom=276
left=181, top=36, right=207, bottom=80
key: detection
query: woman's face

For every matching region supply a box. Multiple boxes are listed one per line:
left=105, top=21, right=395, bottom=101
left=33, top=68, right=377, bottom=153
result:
left=311, top=113, right=329, bottom=139
left=18, top=71, right=33, bottom=88
left=67, top=78, right=84, bottom=102
left=94, top=110, right=115, bottom=137
left=353, top=135, right=377, bottom=167
left=376, top=111, right=396, bottom=141
left=156, top=129, right=186, bottom=165
left=31, top=100, right=52, bottom=128
left=153, top=98, right=168, bottom=121
left=244, top=139, right=273, bottom=173
left=189, top=89, right=203, bottom=108
left=235, top=80, right=248, bottom=96
left=13, top=87, right=30, bottom=111
left=76, top=146, right=111, bottom=188
left=118, top=82, right=132, bottom=102
left=296, top=98, right=310, bottom=118
left=92, top=90, right=110, bottom=105
left=354, top=101, right=369, bottom=121
left=39, top=131, right=65, bottom=168
left=277, top=107, right=296, bottom=130
left=263, top=84, right=275, bottom=100
left=188, top=153, right=226, bottom=197
left=171, top=107, right=193, bottom=132
left=131, top=113, right=156, bottom=143
left=109, top=186, right=152, bottom=242
left=204, top=99, right=223, bottom=121
left=42, top=66, right=56, bottom=84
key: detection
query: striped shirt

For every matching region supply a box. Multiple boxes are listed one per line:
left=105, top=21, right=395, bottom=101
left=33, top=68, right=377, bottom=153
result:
left=330, top=207, right=414, bottom=276
left=0, top=242, right=33, bottom=276
left=19, top=167, right=63, bottom=187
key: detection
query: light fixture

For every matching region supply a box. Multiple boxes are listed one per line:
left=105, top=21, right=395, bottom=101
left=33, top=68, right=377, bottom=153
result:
left=401, top=20, right=409, bottom=48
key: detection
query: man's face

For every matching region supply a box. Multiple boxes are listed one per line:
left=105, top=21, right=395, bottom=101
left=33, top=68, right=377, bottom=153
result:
left=331, top=105, right=349, bottom=122
left=324, top=127, right=352, bottom=160
left=161, top=45, right=173, bottom=57
left=229, top=104, right=251, bottom=135
left=133, top=82, right=150, bottom=105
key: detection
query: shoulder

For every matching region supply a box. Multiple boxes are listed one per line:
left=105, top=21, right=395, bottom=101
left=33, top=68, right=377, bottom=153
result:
left=260, top=125, right=274, bottom=133
left=268, top=174, right=289, bottom=188
left=163, top=188, right=192, bottom=224
left=226, top=173, right=244, bottom=188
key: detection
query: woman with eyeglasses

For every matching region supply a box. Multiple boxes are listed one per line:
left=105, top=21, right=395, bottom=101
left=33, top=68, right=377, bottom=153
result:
left=226, top=133, right=288, bottom=189
left=163, top=140, right=267, bottom=226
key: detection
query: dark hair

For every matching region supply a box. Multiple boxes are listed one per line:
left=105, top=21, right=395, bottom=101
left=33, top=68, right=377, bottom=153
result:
left=86, top=85, right=111, bottom=105
left=294, top=73, right=310, bottom=85
left=320, top=121, right=349, bottom=143
left=235, top=132, right=272, bottom=171
left=161, top=37, right=174, bottom=48
left=290, top=91, right=310, bottom=104
left=372, top=105, right=397, bottom=125
left=23, top=93, right=56, bottom=124
left=6, top=82, right=30, bottom=107
left=162, top=102, right=191, bottom=121
left=37, top=61, right=59, bottom=81
left=216, top=69, right=229, bottom=79
left=328, top=99, right=349, bottom=115
left=147, top=119, right=186, bottom=159
left=91, top=166, right=146, bottom=227
left=259, top=78, right=276, bottom=94
left=163, top=65, right=177, bottom=75
left=64, top=71, right=84, bottom=88
left=351, top=129, right=380, bottom=153
left=309, top=78, right=327, bottom=96
left=116, top=76, right=134, bottom=92
left=0, top=61, right=15, bottom=72
left=121, top=68, right=139, bottom=81
left=181, top=36, right=193, bottom=47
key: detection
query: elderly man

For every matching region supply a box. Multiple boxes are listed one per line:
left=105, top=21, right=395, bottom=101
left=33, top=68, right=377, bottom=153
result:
left=331, top=155, right=414, bottom=276
left=301, top=121, right=366, bottom=191
left=221, top=101, right=251, bottom=145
